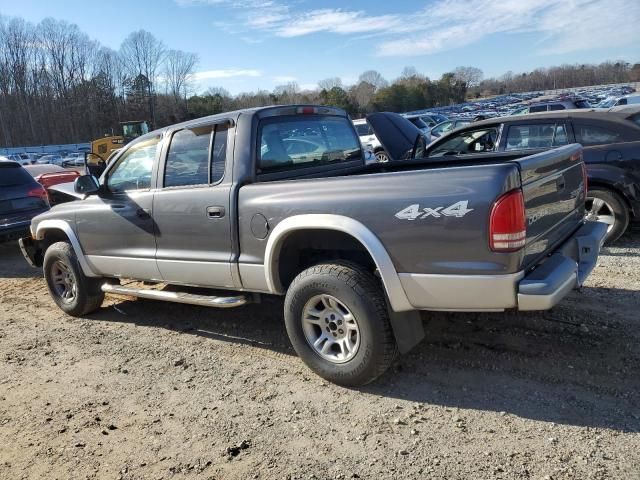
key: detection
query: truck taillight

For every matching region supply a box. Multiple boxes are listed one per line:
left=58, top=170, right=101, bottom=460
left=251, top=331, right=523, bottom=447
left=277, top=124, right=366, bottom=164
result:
left=489, top=189, right=526, bottom=252
left=581, top=161, right=588, bottom=198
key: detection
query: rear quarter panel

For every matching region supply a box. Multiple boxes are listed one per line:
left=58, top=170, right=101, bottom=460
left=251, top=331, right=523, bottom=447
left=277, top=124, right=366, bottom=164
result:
left=238, top=163, right=523, bottom=276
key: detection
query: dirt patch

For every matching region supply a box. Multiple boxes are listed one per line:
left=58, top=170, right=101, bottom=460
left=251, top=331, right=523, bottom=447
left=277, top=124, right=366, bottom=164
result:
left=0, top=236, right=639, bottom=479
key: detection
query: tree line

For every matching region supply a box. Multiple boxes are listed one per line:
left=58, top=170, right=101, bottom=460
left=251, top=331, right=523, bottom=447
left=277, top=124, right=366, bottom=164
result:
left=1, top=13, right=639, bottom=148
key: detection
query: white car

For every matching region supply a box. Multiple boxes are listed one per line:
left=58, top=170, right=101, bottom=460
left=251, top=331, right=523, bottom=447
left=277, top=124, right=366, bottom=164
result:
left=352, top=119, right=389, bottom=162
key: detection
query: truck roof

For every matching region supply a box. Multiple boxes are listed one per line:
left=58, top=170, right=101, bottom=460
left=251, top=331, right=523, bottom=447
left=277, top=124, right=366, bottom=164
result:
left=143, top=105, right=349, bottom=140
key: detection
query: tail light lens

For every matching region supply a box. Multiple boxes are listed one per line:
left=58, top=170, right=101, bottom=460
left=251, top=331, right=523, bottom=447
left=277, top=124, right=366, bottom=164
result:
left=28, top=186, right=50, bottom=207
left=489, top=189, right=526, bottom=252
left=571, top=149, right=587, bottom=198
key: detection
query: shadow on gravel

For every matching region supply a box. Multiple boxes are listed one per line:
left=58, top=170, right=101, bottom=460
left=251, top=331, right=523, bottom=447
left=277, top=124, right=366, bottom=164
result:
left=89, top=293, right=295, bottom=356
left=86, top=284, right=640, bottom=433
left=0, top=241, right=38, bottom=279
left=366, top=289, right=640, bottom=433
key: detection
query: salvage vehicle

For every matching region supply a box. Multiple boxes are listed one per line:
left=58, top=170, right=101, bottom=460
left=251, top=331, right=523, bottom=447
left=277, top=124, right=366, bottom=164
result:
left=19, top=106, right=607, bottom=386
left=421, top=108, right=640, bottom=243
left=1, top=160, right=50, bottom=243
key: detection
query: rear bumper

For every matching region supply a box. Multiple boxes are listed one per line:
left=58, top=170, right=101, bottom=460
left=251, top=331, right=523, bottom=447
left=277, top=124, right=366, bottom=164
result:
left=517, top=220, right=607, bottom=310
left=0, top=220, right=32, bottom=243
left=399, top=221, right=607, bottom=312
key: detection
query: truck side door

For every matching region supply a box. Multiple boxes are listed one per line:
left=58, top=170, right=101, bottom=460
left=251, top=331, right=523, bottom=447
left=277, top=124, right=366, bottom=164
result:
left=152, top=122, right=235, bottom=288
left=75, top=135, right=162, bottom=280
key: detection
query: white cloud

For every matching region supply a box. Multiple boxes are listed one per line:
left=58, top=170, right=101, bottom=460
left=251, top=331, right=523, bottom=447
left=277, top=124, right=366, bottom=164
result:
left=177, top=0, right=640, bottom=59
left=194, top=69, right=262, bottom=80
left=274, top=9, right=402, bottom=38
left=272, top=75, right=297, bottom=83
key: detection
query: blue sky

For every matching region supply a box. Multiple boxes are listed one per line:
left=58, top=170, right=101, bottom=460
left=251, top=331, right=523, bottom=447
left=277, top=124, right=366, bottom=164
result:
left=1, top=0, right=638, bottom=94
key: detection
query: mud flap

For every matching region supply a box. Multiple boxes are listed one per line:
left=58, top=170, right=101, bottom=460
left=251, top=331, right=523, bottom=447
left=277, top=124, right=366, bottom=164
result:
left=386, top=302, right=425, bottom=354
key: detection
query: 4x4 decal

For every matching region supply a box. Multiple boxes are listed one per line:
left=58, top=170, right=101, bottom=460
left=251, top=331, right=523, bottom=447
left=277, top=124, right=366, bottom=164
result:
left=395, top=201, right=474, bottom=220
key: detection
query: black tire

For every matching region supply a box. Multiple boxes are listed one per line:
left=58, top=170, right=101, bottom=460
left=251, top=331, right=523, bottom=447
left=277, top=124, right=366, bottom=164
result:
left=586, top=187, right=629, bottom=244
left=43, top=241, right=104, bottom=316
left=284, top=262, right=398, bottom=387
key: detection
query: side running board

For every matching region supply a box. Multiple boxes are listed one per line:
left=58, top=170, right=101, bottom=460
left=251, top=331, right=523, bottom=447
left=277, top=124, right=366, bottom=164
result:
left=101, top=284, right=248, bottom=308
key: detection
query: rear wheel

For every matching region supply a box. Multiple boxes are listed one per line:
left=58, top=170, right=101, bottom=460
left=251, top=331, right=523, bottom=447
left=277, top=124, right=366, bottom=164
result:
left=585, top=188, right=629, bottom=244
left=43, top=241, right=104, bottom=316
left=284, top=262, right=398, bottom=387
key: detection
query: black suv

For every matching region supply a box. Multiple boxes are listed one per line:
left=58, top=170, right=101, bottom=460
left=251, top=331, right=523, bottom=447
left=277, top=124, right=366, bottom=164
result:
left=419, top=108, right=640, bottom=243
left=0, top=160, right=50, bottom=242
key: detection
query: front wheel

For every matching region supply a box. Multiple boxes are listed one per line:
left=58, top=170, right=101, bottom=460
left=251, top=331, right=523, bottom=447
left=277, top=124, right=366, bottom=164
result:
left=585, top=188, right=629, bottom=244
left=43, top=241, right=104, bottom=316
left=284, top=262, right=398, bottom=387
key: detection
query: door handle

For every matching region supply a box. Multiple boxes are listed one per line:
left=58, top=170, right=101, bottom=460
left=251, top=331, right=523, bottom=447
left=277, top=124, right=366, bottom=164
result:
left=111, top=204, right=126, bottom=210
left=136, top=208, right=151, bottom=219
left=206, top=206, right=225, bottom=218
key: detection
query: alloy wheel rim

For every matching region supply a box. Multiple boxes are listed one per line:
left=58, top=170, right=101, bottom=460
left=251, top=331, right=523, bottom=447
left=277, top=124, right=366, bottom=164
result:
left=51, top=261, right=77, bottom=303
left=301, top=294, right=360, bottom=364
left=585, top=196, right=615, bottom=233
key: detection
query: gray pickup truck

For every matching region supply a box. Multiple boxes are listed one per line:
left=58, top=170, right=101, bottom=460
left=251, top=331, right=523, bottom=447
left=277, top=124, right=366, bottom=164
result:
left=19, top=105, right=607, bottom=386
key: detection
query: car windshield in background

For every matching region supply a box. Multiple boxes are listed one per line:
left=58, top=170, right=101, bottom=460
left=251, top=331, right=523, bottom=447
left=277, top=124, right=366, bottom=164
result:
left=0, top=163, right=33, bottom=186
left=258, top=116, right=361, bottom=173
left=408, top=118, right=428, bottom=129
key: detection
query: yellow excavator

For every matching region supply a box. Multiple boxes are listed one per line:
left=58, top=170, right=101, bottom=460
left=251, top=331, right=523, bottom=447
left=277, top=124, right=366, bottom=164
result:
left=85, top=120, right=150, bottom=176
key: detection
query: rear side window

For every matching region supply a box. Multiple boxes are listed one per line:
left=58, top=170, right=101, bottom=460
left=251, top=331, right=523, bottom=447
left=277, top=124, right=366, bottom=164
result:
left=258, top=116, right=361, bottom=174
left=0, top=164, right=33, bottom=186
left=574, top=99, right=591, bottom=108
left=164, top=124, right=228, bottom=187
left=574, top=124, right=623, bottom=146
left=505, top=123, right=568, bottom=150
left=529, top=105, right=547, bottom=113
left=549, top=104, right=566, bottom=111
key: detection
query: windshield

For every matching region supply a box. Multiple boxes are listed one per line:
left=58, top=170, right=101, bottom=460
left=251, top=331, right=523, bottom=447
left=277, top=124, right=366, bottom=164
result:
left=258, top=115, right=361, bottom=174
left=597, top=98, right=617, bottom=108
left=407, top=117, right=428, bottom=129
left=122, top=122, right=149, bottom=139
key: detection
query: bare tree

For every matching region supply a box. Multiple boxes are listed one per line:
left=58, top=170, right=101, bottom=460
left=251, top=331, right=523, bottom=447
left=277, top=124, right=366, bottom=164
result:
left=317, top=77, right=342, bottom=91
left=120, top=30, right=166, bottom=124
left=358, top=70, right=388, bottom=91
left=164, top=49, right=198, bottom=102
left=453, top=66, right=483, bottom=87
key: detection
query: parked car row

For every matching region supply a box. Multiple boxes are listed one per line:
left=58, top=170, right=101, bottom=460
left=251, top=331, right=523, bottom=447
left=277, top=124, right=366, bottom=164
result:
left=413, top=107, right=640, bottom=243
left=0, top=151, right=85, bottom=166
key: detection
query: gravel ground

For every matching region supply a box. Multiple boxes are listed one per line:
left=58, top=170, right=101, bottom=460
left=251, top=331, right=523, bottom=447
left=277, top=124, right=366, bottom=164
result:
left=0, top=234, right=639, bottom=480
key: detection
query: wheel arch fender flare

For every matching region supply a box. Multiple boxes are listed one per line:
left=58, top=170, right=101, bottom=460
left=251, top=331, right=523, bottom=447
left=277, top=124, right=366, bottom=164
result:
left=35, top=219, right=99, bottom=277
left=263, top=214, right=413, bottom=312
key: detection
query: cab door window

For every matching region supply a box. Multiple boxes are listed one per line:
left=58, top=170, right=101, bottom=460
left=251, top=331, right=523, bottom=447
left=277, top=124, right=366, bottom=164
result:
left=106, top=136, right=160, bottom=193
left=163, top=124, right=228, bottom=187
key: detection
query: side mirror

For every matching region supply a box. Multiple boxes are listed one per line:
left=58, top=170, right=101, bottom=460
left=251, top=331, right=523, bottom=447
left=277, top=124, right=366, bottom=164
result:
left=74, top=175, right=100, bottom=196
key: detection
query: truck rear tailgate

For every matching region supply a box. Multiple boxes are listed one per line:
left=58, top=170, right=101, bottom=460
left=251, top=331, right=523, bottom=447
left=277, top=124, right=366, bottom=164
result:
left=513, top=144, right=586, bottom=270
